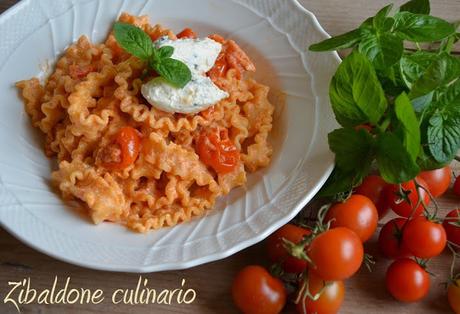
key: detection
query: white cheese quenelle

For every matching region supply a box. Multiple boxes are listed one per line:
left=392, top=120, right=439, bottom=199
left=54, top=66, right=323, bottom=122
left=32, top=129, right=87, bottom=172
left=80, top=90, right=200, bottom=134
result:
left=141, top=37, right=229, bottom=114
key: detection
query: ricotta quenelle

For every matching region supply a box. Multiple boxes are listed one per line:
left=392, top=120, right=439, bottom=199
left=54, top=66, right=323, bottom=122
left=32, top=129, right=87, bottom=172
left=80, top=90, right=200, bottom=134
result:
left=141, top=37, right=229, bottom=114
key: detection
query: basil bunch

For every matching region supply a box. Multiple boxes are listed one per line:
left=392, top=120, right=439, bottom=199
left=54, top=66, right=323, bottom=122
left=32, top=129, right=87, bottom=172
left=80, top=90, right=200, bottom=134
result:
left=310, top=0, right=460, bottom=196
left=113, top=22, right=192, bottom=88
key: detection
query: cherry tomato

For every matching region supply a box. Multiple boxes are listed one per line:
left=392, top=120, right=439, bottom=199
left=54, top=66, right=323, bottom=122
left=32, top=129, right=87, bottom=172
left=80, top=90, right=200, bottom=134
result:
left=378, top=218, right=411, bottom=259
left=355, top=175, right=389, bottom=219
left=196, top=128, right=240, bottom=174
left=296, top=272, right=345, bottom=314
left=176, top=28, right=197, bottom=39
left=232, top=265, right=286, bottom=314
left=102, top=127, right=141, bottom=170
left=403, top=216, right=447, bottom=258
left=208, top=52, right=228, bottom=80
left=267, top=224, right=312, bottom=274
left=454, top=176, right=460, bottom=197
left=383, top=178, right=430, bottom=218
left=448, top=279, right=460, bottom=314
left=385, top=258, right=430, bottom=302
left=325, top=195, right=378, bottom=242
left=308, top=227, right=363, bottom=281
left=443, top=209, right=460, bottom=247
left=418, top=166, right=452, bottom=197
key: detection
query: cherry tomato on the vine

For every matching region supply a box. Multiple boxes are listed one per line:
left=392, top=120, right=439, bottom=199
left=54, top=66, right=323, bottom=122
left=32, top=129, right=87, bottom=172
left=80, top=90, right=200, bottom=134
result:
left=325, top=194, right=378, bottom=242
left=308, top=227, right=363, bottom=281
left=378, top=218, right=411, bottom=259
left=418, top=166, right=452, bottom=197
left=382, top=178, right=430, bottom=218
left=295, top=272, right=345, bottom=314
left=232, top=265, right=286, bottom=314
left=355, top=175, right=389, bottom=219
left=385, top=258, right=430, bottom=302
left=267, top=224, right=311, bottom=273
left=454, top=176, right=460, bottom=197
left=443, top=209, right=460, bottom=247
left=448, top=279, right=460, bottom=314
left=402, top=216, right=447, bottom=258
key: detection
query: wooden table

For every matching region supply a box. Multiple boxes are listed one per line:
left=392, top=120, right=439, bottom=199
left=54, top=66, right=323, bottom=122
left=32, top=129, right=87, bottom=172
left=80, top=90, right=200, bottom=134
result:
left=1, top=0, right=459, bottom=313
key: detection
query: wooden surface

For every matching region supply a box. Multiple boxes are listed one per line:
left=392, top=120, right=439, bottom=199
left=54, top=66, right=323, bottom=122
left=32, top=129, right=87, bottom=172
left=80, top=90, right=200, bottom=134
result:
left=1, top=0, right=460, bottom=313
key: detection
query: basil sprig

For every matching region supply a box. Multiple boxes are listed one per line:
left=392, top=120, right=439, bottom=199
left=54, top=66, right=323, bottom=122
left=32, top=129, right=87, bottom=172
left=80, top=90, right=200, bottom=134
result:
left=113, top=22, right=191, bottom=88
left=310, top=0, right=460, bottom=196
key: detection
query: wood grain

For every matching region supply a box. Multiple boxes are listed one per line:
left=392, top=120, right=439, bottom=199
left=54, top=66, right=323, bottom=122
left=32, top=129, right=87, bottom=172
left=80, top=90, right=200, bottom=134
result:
left=0, top=0, right=459, bottom=313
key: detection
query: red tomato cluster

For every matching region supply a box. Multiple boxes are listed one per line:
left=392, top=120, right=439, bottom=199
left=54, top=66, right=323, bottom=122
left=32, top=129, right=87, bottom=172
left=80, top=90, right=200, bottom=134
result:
left=231, top=165, right=460, bottom=313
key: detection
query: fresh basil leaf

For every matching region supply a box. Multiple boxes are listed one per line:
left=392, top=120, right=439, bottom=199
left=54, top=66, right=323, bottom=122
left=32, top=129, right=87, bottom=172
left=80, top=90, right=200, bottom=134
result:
left=329, top=51, right=388, bottom=127
left=394, top=12, right=455, bottom=42
left=113, top=22, right=153, bottom=60
left=400, top=0, right=430, bottom=15
left=373, top=4, right=394, bottom=30
left=153, top=58, right=192, bottom=88
left=427, top=109, right=460, bottom=163
left=417, top=148, right=449, bottom=170
left=358, top=32, right=403, bottom=70
left=158, top=46, right=174, bottom=59
left=328, top=128, right=375, bottom=172
left=394, top=92, right=421, bottom=161
left=409, top=53, right=460, bottom=99
left=309, top=29, right=362, bottom=51
left=411, top=91, right=434, bottom=113
left=318, top=167, right=367, bottom=197
left=376, top=133, right=420, bottom=184
left=400, top=51, right=437, bottom=89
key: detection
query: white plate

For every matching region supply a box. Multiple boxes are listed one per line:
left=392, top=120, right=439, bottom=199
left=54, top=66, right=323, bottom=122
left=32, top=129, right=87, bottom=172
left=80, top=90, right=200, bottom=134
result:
left=0, top=0, right=339, bottom=272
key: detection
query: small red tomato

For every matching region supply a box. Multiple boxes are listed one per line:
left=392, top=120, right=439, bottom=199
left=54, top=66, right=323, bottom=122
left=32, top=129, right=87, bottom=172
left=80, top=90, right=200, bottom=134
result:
left=176, top=28, right=197, bottom=39
left=296, top=272, right=345, bottom=314
left=232, top=265, right=286, bottom=314
left=443, top=209, right=460, bottom=247
left=454, top=176, right=460, bottom=197
left=383, top=178, right=430, bottom=218
left=325, top=195, right=378, bottom=242
left=385, top=258, right=430, bottom=302
left=355, top=175, right=389, bottom=219
left=403, top=216, right=447, bottom=258
left=448, top=279, right=460, bottom=314
left=418, top=166, right=452, bottom=197
left=266, top=224, right=311, bottom=273
left=308, top=227, right=364, bottom=281
left=378, top=218, right=411, bottom=259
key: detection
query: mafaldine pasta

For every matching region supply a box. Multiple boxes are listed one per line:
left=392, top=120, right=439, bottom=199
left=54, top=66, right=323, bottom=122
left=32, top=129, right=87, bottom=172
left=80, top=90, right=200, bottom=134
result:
left=16, top=13, right=274, bottom=232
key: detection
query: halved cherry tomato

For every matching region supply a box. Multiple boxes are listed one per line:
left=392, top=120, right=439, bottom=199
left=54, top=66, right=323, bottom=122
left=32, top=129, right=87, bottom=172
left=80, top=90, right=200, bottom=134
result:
left=176, top=28, right=197, bottom=39
left=402, top=216, right=447, bottom=258
left=196, top=128, right=240, bottom=174
left=454, top=176, right=460, bottom=197
left=378, top=218, right=411, bottom=259
left=443, top=209, right=460, bottom=247
left=296, top=272, right=345, bottom=314
left=308, top=227, right=363, bottom=281
left=448, top=279, right=460, bottom=314
left=267, top=224, right=311, bottom=274
left=102, top=126, right=141, bottom=170
left=418, top=166, right=452, bottom=197
left=382, top=178, right=430, bottom=218
left=207, top=52, right=228, bottom=80
left=232, top=265, right=286, bottom=314
left=325, top=194, right=378, bottom=242
left=355, top=175, right=389, bottom=219
left=385, top=258, right=430, bottom=302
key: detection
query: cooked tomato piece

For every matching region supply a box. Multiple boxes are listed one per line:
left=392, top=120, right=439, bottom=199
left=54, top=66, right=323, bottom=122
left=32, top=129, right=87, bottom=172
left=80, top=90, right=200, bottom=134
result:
left=176, top=28, right=197, bottom=39
left=69, top=64, right=94, bottom=80
left=102, top=126, right=141, bottom=170
left=196, top=128, right=240, bottom=174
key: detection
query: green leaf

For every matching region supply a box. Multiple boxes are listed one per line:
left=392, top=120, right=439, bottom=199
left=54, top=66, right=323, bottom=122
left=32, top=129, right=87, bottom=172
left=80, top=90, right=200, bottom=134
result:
left=113, top=22, right=153, bottom=60
left=417, top=148, right=449, bottom=170
left=318, top=167, right=367, bottom=197
left=358, top=32, right=403, bottom=70
left=400, top=0, right=430, bottom=14
left=328, top=128, right=375, bottom=172
left=309, top=29, right=362, bottom=51
left=409, top=53, right=460, bottom=99
left=394, top=92, right=421, bottom=161
left=158, top=46, right=174, bottom=59
left=411, top=91, right=433, bottom=113
left=394, top=12, right=455, bottom=42
left=427, top=109, right=460, bottom=163
left=400, top=51, right=437, bottom=89
left=376, top=133, right=420, bottom=184
left=373, top=4, right=394, bottom=30
left=153, top=58, right=192, bottom=88
left=329, top=51, right=388, bottom=127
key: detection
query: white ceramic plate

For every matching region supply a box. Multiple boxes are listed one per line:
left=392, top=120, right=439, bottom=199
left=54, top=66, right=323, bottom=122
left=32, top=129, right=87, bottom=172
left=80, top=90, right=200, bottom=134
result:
left=0, top=0, right=339, bottom=272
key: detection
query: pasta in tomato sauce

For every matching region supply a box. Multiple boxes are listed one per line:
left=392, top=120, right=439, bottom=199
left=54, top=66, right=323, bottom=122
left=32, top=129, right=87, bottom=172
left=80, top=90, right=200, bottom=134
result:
left=16, top=13, right=274, bottom=232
